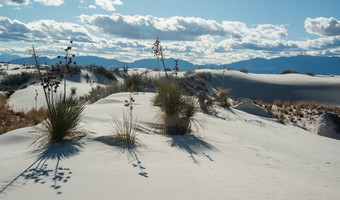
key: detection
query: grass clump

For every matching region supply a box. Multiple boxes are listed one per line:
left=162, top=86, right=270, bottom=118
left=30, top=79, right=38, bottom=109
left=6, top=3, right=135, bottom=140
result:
left=36, top=95, right=84, bottom=146
left=216, top=89, right=230, bottom=107
left=154, top=80, right=202, bottom=135
left=84, top=83, right=125, bottom=103
left=124, top=73, right=153, bottom=91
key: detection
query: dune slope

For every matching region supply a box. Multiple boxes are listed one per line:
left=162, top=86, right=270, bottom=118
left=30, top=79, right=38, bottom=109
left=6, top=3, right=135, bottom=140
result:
left=0, top=93, right=339, bottom=200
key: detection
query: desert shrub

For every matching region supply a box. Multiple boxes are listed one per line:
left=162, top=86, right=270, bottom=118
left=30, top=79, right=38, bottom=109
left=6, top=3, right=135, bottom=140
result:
left=154, top=80, right=202, bottom=135
left=274, top=100, right=283, bottom=107
left=216, top=89, right=230, bottom=107
left=279, top=113, right=285, bottom=122
left=305, top=71, right=315, bottom=76
left=253, top=100, right=263, bottom=107
left=239, top=68, right=248, bottom=73
left=0, top=72, right=38, bottom=91
left=281, top=70, right=299, bottom=74
left=36, top=95, right=84, bottom=146
left=175, top=72, right=212, bottom=95
left=195, top=72, right=213, bottom=82
left=264, top=103, right=273, bottom=113
left=295, top=109, right=304, bottom=118
left=93, top=66, right=117, bottom=81
left=283, top=101, right=291, bottom=108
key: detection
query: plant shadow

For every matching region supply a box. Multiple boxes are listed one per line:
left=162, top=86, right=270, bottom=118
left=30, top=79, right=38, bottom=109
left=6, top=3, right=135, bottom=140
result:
left=167, top=135, right=216, bottom=164
left=94, top=136, right=148, bottom=178
left=0, top=136, right=84, bottom=195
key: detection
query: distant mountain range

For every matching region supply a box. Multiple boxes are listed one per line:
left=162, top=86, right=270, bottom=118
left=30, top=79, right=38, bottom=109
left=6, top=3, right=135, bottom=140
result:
left=3, top=54, right=340, bottom=75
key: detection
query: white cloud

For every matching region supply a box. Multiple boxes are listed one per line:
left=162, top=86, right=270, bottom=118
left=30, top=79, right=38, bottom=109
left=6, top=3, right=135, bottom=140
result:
left=0, top=4, right=3, bottom=7
left=252, top=24, right=288, bottom=39
left=1, top=0, right=29, bottom=5
left=305, top=17, right=340, bottom=36
left=33, top=0, right=63, bottom=6
left=80, top=13, right=289, bottom=41
left=80, top=14, right=250, bottom=40
left=0, top=17, right=98, bottom=43
left=88, top=5, right=96, bottom=9
left=1, top=15, right=339, bottom=65
left=95, top=0, right=123, bottom=11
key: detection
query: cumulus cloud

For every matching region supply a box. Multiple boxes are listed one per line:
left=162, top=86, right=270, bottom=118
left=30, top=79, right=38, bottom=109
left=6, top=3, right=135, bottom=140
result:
left=80, top=13, right=289, bottom=41
left=88, top=5, right=96, bottom=9
left=305, top=17, right=340, bottom=36
left=214, top=38, right=298, bottom=53
left=80, top=14, right=253, bottom=40
left=95, top=0, right=123, bottom=11
left=252, top=24, right=288, bottom=39
left=33, top=0, right=63, bottom=6
left=1, top=0, right=29, bottom=5
left=0, top=17, right=97, bottom=43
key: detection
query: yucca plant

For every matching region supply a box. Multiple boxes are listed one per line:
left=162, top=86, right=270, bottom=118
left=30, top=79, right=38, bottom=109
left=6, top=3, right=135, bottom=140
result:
left=70, top=87, right=77, bottom=96
left=36, top=95, right=84, bottom=146
left=154, top=80, right=202, bottom=135
left=112, top=87, right=138, bottom=144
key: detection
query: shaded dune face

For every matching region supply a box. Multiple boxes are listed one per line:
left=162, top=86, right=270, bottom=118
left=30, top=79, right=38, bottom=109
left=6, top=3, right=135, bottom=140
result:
left=210, top=73, right=340, bottom=105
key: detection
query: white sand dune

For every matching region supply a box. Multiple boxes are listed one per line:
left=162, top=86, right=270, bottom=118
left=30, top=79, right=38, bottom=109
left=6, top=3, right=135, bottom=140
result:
left=203, top=69, right=340, bottom=105
left=1, top=92, right=340, bottom=200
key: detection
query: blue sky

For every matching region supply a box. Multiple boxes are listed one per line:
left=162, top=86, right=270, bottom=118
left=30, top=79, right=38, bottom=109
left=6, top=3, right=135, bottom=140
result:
left=0, top=0, right=339, bottom=64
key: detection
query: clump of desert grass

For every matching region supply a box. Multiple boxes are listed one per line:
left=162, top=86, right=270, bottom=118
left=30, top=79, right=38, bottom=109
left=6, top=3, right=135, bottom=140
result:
left=198, top=91, right=214, bottom=113
left=216, top=88, right=230, bottom=107
left=153, top=80, right=203, bottom=135
left=111, top=87, right=138, bottom=145
left=124, top=72, right=153, bottom=91
left=34, top=95, right=84, bottom=147
left=83, top=82, right=125, bottom=103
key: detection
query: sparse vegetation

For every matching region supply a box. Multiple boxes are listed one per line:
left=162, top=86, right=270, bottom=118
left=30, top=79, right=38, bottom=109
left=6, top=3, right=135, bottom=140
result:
left=35, top=95, right=84, bottom=146
left=0, top=72, right=38, bottom=91
left=281, top=70, right=299, bottom=74
left=31, top=42, right=85, bottom=146
left=111, top=87, right=138, bottom=144
left=305, top=71, right=315, bottom=76
left=239, top=68, right=248, bottom=73
left=83, top=82, right=125, bottom=104
left=216, top=89, right=230, bottom=107
left=0, top=94, right=45, bottom=135
left=154, top=80, right=202, bottom=135
left=124, top=73, right=145, bottom=90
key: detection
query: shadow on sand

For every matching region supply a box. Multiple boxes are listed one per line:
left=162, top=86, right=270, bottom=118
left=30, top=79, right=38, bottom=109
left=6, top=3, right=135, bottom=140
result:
left=0, top=136, right=84, bottom=195
left=168, top=135, right=217, bottom=164
left=94, top=136, right=148, bottom=178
